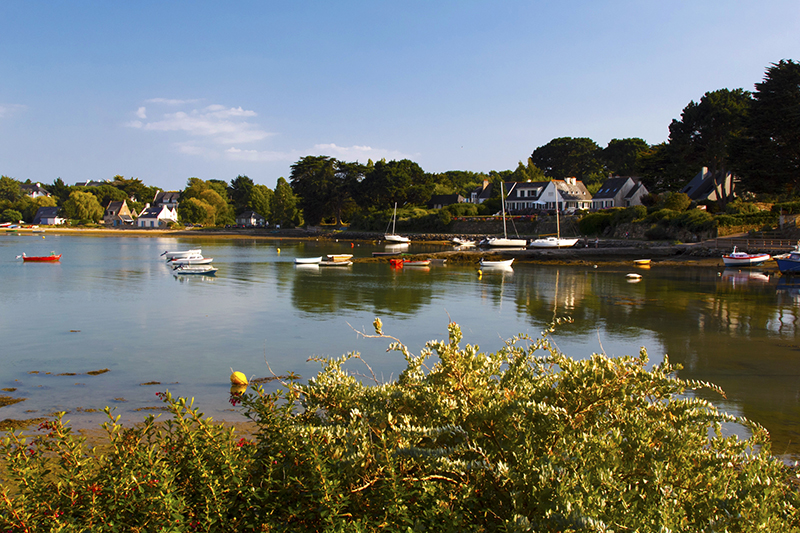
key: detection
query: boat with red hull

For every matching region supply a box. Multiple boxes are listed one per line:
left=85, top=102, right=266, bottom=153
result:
left=18, top=252, right=61, bottom=262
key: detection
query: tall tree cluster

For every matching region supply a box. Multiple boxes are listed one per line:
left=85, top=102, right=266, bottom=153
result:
left=289, top=157, right=434, bottom=226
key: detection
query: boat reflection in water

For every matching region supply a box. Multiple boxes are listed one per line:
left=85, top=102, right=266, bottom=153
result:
left=720, top=269, right=771, bottom=287
left=776, top=277, right=800, bottom=303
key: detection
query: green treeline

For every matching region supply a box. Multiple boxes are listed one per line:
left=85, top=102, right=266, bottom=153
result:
left=2, top=59, right=799, bottom=230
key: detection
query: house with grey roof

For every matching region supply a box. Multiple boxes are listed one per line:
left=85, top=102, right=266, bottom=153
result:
left=468, top=180, right=493, bottom=204
left=104, top=200, right=136, bottom=226
left=427, top=194, right=466, bottom=209
left=680, top=167, right=735, bottom=203
left=33, top=206, right=66, bottom=225
left=235, top=211, right=266, bottom=227
left=20, top=182, right=51, bottom=199
left=553, top=178, right=592, bottom=212
left=592, top=176, right=649, bottom=210
left=136, top=204, right=177, bottom=228
left=153, top=191, right=180, bottom=210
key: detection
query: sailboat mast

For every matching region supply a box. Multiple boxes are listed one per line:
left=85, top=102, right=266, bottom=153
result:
left=501, top=182, right=508, bottom=239
left=556, top=198, right=561, bottom=240
left=392, top=202, right=397, bottom=234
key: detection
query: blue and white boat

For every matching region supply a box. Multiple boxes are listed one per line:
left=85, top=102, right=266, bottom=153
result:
left=775, top=242, right=800, bottom=274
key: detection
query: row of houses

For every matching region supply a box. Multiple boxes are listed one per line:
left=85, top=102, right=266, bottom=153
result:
left=431, top=168, right=728, bottom=214
left=430, top=175, right=649, bottom=214
left=31, top=191, right=182, bottom=227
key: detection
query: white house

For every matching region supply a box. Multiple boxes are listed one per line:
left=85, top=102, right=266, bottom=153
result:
left=592, top=176, right=649, bottom=210
left=136, top=204, right=178, bottom=228
left=153, top=191, right=180, bottom=210
left=20, top=182, right=51, bottom=199
left=235, top=210, right=266, bottom=227
left=503, top=181, right=553, bottom=213
left=33, top=206, right=66, bottom=225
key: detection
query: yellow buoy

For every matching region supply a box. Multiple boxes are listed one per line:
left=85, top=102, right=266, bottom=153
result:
left=42, top=235, right=45, bottom=239
left=230, top=370, right=248, bottom=386
left=276, top=248, right=280, bottom=254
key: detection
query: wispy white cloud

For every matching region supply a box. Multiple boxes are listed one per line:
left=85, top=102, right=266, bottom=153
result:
left=225, top=147, right=300, bottom=162
left=128, top=101, right=273, bottom=154
left=0, top=104, right=27, bottom=118
left=145, top=98, right=202, bottom=106
left=129, top=99, right=414, bottom=167
left=312, top=143, right=415, bottom=162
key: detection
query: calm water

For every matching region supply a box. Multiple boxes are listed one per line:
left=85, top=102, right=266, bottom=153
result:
left=2, top=233, right=799, bottom=460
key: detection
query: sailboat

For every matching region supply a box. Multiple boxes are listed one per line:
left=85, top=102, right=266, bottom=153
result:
left=384, top=203, right=410, bottom=243
left=529, top=198, right=579, bottom=248
left=487, top=182, right=527, bottom=247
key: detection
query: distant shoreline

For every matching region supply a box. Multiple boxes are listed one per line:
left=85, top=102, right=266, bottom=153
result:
left=9, top=226, right=766, bottom=268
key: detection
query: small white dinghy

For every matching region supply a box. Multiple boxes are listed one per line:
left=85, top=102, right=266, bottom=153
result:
left=295, top=256, right=323, bottom=265
left=480, top=258, right=514, bottom=268
left=162, top=249, right=202, bottom=260
left=173, top=264, right=218, bottom=275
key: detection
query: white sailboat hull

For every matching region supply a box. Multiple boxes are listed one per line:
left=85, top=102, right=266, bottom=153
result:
left=529, top=237, right=579, bottom=248
left=384, top=234, right=410, bottom=243
left=487, top=237, right=527, bottom=247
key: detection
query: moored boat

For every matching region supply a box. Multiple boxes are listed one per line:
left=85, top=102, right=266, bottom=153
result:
left=18, top=252, right=61, bottom=262
left=319, top=259, right=353, bottom=267
left=722, top=246, right=771, bottom=267
left=451, top=237, right=476, bottom=247
left=487, top=182, right=527, bottom=248
left=528, top=236, right=579, bottom=248
left=775, top=242, right=800, bottom=274
left=479, top=258, right=514, bottom=268
left=295, top=256, right=323, bottom=265
left=385, top=203, right=410, bottom=243
left=633, top=259, right=651, bottom=265
left=169, top=256, right=214, bottom=266
left=403, top=259, right=431, bottom=267
left=162, top=249, right=202, bottom=260
left=173, top=264, right=218, bottom=275
left=326, top=254, right=353, bottom=262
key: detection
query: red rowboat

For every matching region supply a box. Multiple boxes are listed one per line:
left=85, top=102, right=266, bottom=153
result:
left=19, top=252, right=61, bottom=262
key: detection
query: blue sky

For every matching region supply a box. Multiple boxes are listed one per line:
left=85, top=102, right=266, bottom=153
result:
left=1, top=1, right=797, bottom=191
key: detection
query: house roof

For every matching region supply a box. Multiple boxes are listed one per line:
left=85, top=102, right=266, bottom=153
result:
left=237, top=210, right=265, bottom=220
left=554, top=179, right=591, bottom=201
left=33, top=206, right=61, bottom=224
left=20, top=182, right=50, bottom=196
left=504, top=181, right=550, bottom=201
left=593, top=177, right=632, bottom=199
left=624, top=182, right=647, bottom=200
left=138, top=206, right=165, bottom=218
left=154, top=191, right=180, bottom=204
left=470, top=181, right=492, bottom=201
left=105, top=200, right=125, bottom=213
left=427, top=194, right=464, bottom=206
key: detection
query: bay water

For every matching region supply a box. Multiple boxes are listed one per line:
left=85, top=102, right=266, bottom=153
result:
left=1, top=233, right=798, bottom=460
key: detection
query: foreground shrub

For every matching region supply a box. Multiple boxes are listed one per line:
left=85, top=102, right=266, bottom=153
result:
left=3, top=321, right=799, bottom=531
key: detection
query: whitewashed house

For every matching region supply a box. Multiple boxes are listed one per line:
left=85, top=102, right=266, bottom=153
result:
left=136, top=204, right=178, bottom=228
left=33, top=206, right=66, bottom=225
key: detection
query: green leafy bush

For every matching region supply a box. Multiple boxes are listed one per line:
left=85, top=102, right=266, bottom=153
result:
left=444, top=202, right=479, bottom=217
left=3, top=321, right=799, bottom=531
left=717, top=212, right=779, bottom=227
left=771, top=201, right=800, bottom=215
left=578, top=211, right=613, bottom=235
